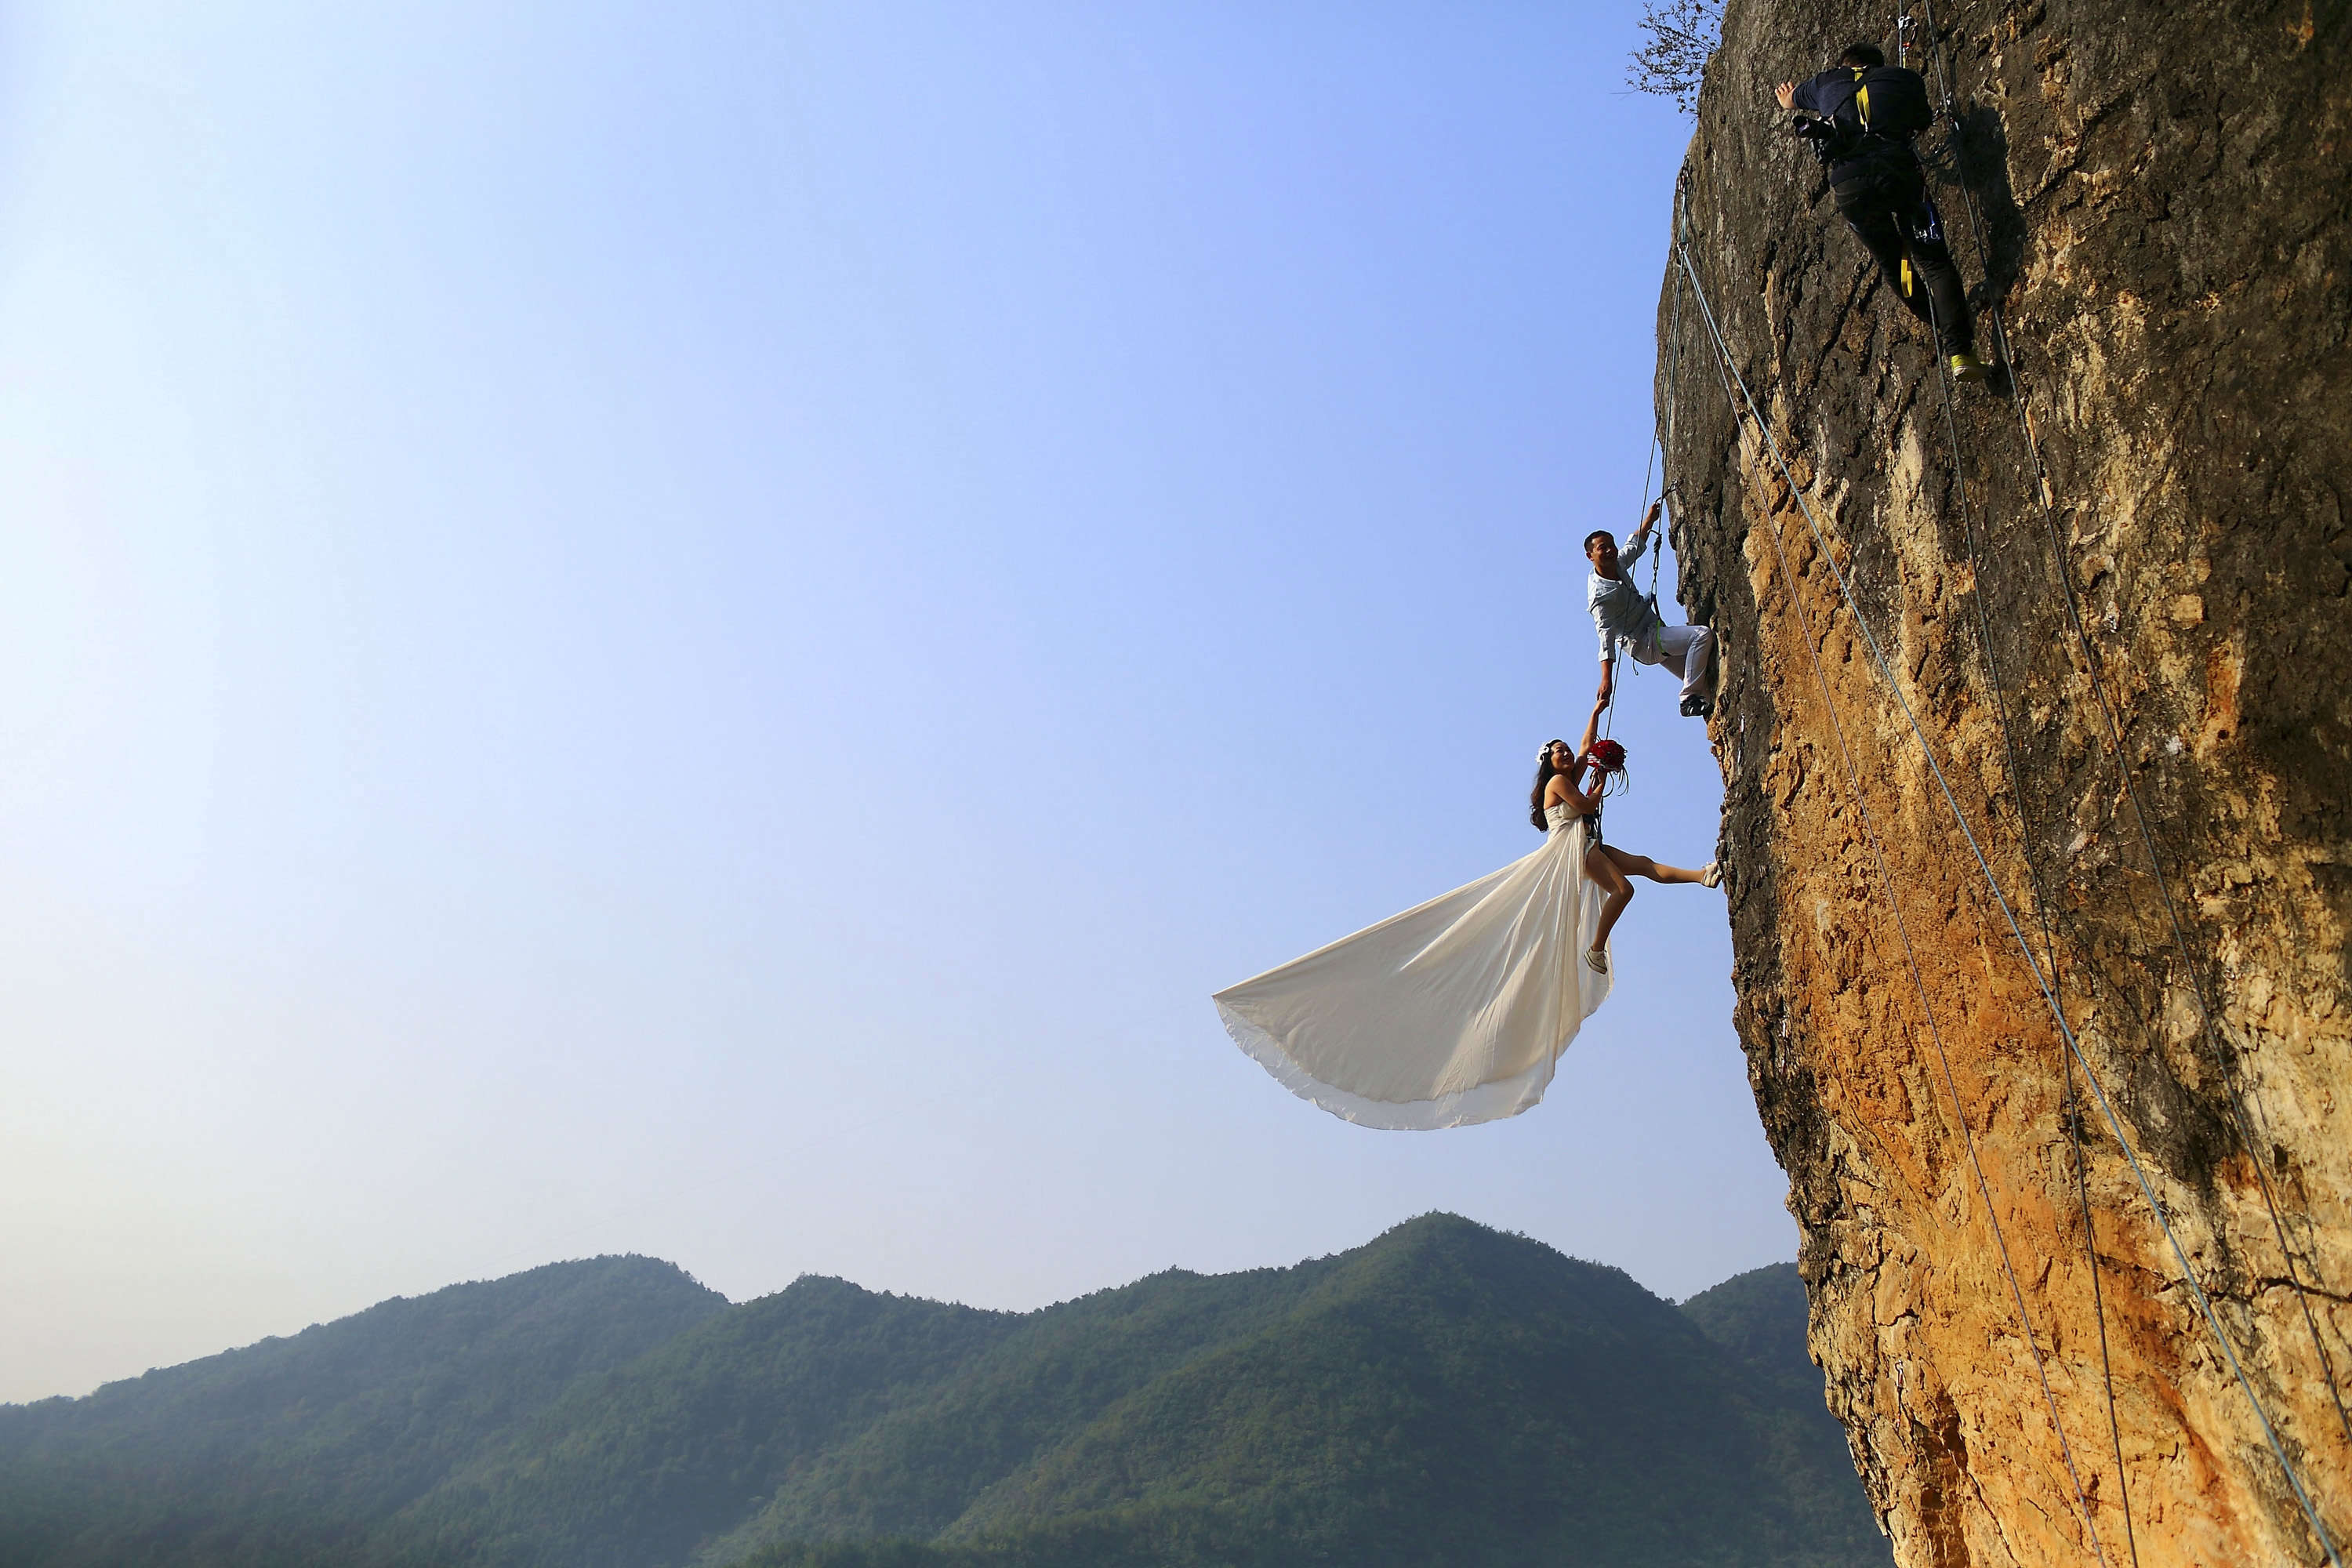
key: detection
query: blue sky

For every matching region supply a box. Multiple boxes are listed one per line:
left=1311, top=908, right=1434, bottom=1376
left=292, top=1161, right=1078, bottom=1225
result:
left=0, top=1, right=1786, bottom=1403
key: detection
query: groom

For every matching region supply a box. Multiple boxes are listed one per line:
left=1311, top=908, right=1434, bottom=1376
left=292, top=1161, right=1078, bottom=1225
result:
left=1588, top=500, right=1715, bottom=719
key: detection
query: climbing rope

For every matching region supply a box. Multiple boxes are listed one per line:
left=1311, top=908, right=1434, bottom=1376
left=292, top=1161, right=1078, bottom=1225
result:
left=1671, top=183, right=2111, bottom=1566
left=1648, top=256, right=1684, bottom=609
left=1606, top=256, right=1690, bottom=746
left=1867, top=9, right=2145, bottom=1548
left=1889, top=6, right=2139, bottom=1557
left=1918, top=268, right=2147, bottom=1568
left=1670, top=187, right=2344, bottom=1564
left=1907, top=0, right=2352, bottom=1458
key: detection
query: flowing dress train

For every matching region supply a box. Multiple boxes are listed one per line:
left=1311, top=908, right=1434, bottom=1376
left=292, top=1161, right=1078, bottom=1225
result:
left=1213, top=802, right=1613, bottom=1130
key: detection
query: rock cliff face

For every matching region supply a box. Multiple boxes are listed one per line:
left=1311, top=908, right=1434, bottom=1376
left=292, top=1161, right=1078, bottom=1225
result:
left=1663, top=2, right=2351, bottom=1563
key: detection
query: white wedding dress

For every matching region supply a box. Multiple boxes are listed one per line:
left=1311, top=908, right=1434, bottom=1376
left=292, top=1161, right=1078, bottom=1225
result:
left=1214, top=801, right=1613, bottom=1130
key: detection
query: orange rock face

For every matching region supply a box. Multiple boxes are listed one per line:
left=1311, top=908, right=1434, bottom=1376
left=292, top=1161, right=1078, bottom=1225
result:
left=1663, top=2, right=2350, bottom=1563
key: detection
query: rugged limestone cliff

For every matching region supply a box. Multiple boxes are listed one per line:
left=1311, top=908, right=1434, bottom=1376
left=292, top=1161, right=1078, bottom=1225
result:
left=1663, top=2, right=2351, bottom=1563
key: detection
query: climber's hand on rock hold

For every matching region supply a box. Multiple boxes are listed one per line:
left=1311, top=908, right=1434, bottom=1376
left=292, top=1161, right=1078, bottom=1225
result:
left=1773, top=81, right=1797, bottom=111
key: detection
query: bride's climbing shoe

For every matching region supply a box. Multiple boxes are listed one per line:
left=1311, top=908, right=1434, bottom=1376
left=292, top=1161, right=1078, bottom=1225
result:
left=1950, top=352, right=1990, bottom=382
left=1702, top=862, right=1723, bottom=889
left=1584, top=948, right=1610, bottom=975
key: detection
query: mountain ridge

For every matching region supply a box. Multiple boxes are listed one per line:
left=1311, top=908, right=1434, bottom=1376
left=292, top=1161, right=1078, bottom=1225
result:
left=2, top=1218, right=1884, bottom=1567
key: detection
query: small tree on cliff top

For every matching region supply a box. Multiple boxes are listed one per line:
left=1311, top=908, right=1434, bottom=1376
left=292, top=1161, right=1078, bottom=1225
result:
left=1627, top=0, right=1724, bottom=115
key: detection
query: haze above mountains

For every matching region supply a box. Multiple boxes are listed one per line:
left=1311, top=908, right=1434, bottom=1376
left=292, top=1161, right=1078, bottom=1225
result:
left=0, top=1215, right=1884, bottom=1568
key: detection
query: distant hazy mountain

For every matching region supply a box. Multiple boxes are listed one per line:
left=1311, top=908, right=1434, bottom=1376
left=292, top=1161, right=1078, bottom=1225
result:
left=0, top=1218, right=1886, bottom=1567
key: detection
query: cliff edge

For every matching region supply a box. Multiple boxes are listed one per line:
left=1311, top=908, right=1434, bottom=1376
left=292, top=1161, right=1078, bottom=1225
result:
left=1663, top=2, right=2351, bottom=1563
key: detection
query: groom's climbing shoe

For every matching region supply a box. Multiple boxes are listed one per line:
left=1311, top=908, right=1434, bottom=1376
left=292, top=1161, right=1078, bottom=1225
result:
left=1950, top=352, right=1990, bottom=383
left=1679, top=694, right=1714, bottom=718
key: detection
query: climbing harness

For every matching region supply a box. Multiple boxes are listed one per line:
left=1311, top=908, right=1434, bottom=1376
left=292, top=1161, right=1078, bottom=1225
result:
left=1671, top=146, right=2345, bottom=1563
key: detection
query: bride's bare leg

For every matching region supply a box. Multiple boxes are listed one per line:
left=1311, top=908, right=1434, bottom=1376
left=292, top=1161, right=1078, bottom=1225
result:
left=1585, top=844, right=1633, bottom=953
left=1598, top=844, right=1708, bottom=886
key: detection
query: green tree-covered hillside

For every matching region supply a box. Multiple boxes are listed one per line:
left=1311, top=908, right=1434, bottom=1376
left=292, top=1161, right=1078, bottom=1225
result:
left=0, top=1220, right=1886, bottom=1567
left=0, top=1254, right=726, bottom=1567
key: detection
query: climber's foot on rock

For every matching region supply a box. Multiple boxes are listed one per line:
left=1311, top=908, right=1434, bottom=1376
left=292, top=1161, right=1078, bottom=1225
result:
left=1584, top=947, right=1610, bottom=975
left=1680, top=694, right=1713, bottom=718
left=1949, top=352, right=1990, bottom=383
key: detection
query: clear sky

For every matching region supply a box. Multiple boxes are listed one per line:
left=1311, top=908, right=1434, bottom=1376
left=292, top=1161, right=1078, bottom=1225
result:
left=0, top=1, right=1788, bottom=1405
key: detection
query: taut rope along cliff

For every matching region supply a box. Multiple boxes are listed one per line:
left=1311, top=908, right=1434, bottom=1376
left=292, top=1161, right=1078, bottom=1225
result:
left=1671, top=174, right=2337, bottom=1565
left=1610, top=262, right=1688, bottom=746
left=1672, top=186, right=2107, bottom=1563
left=1906, top=0, right=2352, bottom=1468
left=1664, top=2, right=2351, bottom=1562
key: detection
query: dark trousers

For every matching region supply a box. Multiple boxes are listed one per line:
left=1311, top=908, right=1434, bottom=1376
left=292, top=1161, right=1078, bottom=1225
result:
left=1834, top=161, right=1974, bottom=355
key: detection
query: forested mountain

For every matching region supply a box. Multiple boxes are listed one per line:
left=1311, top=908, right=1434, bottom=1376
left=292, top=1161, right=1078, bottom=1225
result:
left=0, top=1255, right=728, bottom=1566
left=0, top=1218, right=1886, bottom=1567
left=1682, top=1261, right=1835, bottom=1403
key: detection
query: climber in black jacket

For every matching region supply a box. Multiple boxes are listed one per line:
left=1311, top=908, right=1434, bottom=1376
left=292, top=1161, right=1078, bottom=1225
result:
left=1776, top=43, right=1987, bottom=382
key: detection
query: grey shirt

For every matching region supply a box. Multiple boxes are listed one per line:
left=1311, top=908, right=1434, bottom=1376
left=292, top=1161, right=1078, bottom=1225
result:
left=1587, top=532, right=1660, bottom=661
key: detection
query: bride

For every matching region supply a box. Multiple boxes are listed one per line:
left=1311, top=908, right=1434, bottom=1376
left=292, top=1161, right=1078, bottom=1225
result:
left=1214, top=695, right=1720, bottom=1130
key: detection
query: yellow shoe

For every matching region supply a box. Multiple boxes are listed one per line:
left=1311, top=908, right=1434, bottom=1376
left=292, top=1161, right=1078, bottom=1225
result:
left=1950, top=352, right=1990, bottom=382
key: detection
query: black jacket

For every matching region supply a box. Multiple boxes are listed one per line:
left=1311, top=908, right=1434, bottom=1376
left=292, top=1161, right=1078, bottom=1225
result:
left=1789, top=64, right=1935, bottom=183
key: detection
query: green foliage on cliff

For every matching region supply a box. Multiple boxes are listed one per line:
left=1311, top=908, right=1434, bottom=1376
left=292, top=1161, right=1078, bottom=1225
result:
left=0, top=1220, right=1886, bottom=1567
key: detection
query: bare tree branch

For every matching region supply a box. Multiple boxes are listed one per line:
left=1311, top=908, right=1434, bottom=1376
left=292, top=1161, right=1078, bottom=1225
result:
left=1627, top=0, right=1724, bottom=117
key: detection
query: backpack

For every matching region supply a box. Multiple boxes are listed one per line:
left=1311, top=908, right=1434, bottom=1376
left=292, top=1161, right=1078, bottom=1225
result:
left=1798, top=66, right=1935, bottom=169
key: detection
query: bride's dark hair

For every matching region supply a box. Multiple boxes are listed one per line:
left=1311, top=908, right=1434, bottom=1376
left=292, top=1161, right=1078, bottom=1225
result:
left=1529, top=741, right=1566, bottom=830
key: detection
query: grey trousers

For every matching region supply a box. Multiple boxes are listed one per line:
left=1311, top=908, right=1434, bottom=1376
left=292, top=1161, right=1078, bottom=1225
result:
left=1628, top=623, right=1715, bottom=701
